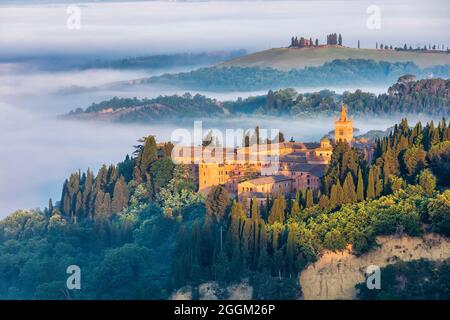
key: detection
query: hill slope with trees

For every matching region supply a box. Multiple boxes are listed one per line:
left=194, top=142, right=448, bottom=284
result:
left=65, top=78, right=450, bottom=123
left=219, top=46, right=450, bottom=70
left=140, top=59, right=450, bottom=91
left=0, top=117, right=449, bottom=299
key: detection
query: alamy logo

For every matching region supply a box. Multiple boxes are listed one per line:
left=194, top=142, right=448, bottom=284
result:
left=66, top=265, right=81, bottom=290
left=366, top=265, right=381, bottom=290
left=366, top=5, right=381, bottom=30
left=66, top=5, right=81, bottom=30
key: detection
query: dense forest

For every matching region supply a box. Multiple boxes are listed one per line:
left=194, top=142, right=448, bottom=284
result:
left=65, top=93, right=227, bottom=122
left=0, top=117, right=449, bottom=299
left=66, top=78, right=450, bottom=123
left=356, top=259, right=450, bottom=299
left=141, top=59, right=450, bottom=91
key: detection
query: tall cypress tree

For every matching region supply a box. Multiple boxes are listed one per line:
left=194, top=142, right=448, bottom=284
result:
left=367, top=167, right=375, bottom=199
left=305, top=189, right=314, bottom=208
left=111, top=176, right=129, bottom=213
left=290, top=200, right=300, bottom=216
left=356, top=168, right=365, bottom=202
left=205, top=185, right=229, bottom=223
left=268, top=191, right=286, bottom=224
left=251, top=196, right=260, bottom=222
left=134, top=135, right=158, bottom=182
left=343, top=173, right=356, bottom=203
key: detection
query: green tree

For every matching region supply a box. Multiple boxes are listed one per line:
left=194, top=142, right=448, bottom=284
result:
left=428, top=190, right=450, bottom=236
left=112, top=177, right=129, bottom=213
left=356, top=168, right=364, bottom=201
left=268, top=192, right=286, bottom=224
left=403, top=146, right=427, bottom=178
left=305, top=189, right=314, bottom=208
left=251, top=197, right=261, bottom=222
left=134, top=136, right=158, bottom=182
left=418, top=169, right=436, bottom=195
left=343, top=172, right=356, bottom=203
left=428, top=141, right=450, bottom=187
left=205, top=185, right=229, bottom=223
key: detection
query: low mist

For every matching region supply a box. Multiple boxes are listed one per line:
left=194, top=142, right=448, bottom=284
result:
left=0, top=96, right=438, bottom=217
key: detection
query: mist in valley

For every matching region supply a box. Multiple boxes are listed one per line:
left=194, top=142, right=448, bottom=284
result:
left=0, top=82, right=438, bottom=217
left=1, top=0, right=449, bottom=216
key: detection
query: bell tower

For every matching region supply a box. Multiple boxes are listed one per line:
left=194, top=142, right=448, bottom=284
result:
left=334, top=104, right=353, bottom=145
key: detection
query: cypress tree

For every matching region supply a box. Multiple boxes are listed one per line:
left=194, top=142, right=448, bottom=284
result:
left=230, top=245, right=243, bottom=280
left=268, top=191, right=286, bottom=224
left=418, top=169, right=436, bottom=195
left=205, top=185, right=229, bottom=223
left=356, top=168, right=364, bottom=201
left=305, top=189, right=314, bottom=208
left=134, top=135, right=158, bottom=182
left=112, top=176, right=129, bottom=213
left=375, top=168, right=384, bottom=196
left=230, top=201, right=246, bottom=243
left=367, top=167, right=375, bottom=199
left=290, top=200, right=300, bottom=216
left=82, top=169, right=94, bottom=218
left=336, top=181, right=344, bottom=205
left=330, top=184, right=338, bottom=208
left=318, top=194, right=330, bottom=209
left=343, top=173, right=356, bottom=203
left=251, top=196, right=260, bottom=222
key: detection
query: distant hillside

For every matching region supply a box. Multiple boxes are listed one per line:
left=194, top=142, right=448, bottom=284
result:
left=81, top=50, right=246, bottom=71
left=138, top=59, right=450, bottom=92
left=64, top=78, right=450, bottom=123
left=63, top=94, right=227, bottom=123
left=220, top=46, right=450, bottom=71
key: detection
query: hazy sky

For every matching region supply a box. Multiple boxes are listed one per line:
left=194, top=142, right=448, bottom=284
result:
left=0, top=0, right=449, bottom=58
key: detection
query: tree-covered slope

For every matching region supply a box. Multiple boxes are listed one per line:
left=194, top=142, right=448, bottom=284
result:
left=65, top=78, right=450, bottom=123
left=140, top=59, right=450, bottom=91
left=219, top=46, right=450, bottom=70
left=0, top=119, right=449, bottom=299
left=356, top=259, right=450, bottom=300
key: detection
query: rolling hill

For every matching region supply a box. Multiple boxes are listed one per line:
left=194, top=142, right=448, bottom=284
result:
left=219, top=46, right=450, bottom=70
left=64, top=78, right=450, bottom=123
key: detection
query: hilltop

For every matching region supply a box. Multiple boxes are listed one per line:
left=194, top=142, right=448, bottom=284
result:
left=219, top=46, right=450, bottom=71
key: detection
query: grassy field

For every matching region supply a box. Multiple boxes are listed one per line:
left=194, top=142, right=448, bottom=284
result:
left=219, top=45, right=450, bottom=70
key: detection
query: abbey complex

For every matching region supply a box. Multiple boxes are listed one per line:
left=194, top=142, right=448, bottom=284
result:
left=173, top=105, right=372, bottom=206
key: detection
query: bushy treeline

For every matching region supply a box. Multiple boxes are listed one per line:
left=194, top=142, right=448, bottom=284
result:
left=144, top=59, right=450, bottom=91
left=356, top=259, right=450, bottom=299
left=320, top=118, right=450, bottom=207
left=237, top=78, right=450, bottom=117
left=170, top=119, right=450, bottom=294
left=0, top=136, right=201, bottom=299
left=68, top=78, right=450, bottom=123
left=70, top=93, right=225, bottom=122
left=0, top=119, right=449, bottom=299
